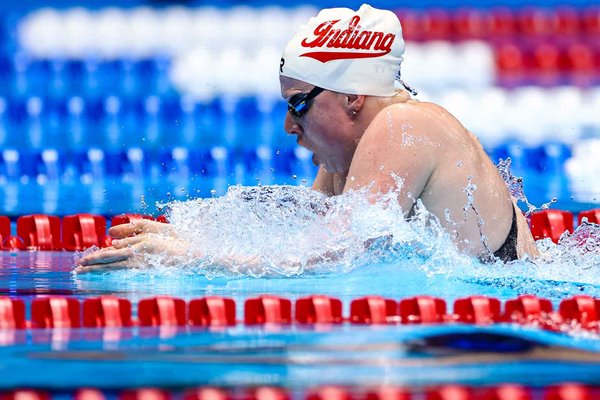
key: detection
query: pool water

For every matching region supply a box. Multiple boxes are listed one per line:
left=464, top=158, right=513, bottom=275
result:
left=0, top=167, right=599, bottom=391
left=2, top=242, right=600, bottom=390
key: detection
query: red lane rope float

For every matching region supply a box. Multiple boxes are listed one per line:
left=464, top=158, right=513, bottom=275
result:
left=245, top=295, right=292, bottom=325
left=17, top=215, right=61, bottom=251
left=0, top=297, right=26, bottom=329
left=183, top=388, right=230, bottom=400
left=454, top=296, right=502, bottom=324
left=63, top=214, right=108, bottom=251
left=119, top=389, right=171, bottom=400
left=82, top=296, right=133, bottom=328
left=296, top=295, right=343, bottom=324
left=544, top=383, right=594, bottom=400
left=138, top=296, right=187, bottom=327
left=74, top=389, right=106, bottom=400
left=350, top=296, right=397, bottom=324
left=1, top=385, right=599, bottom=400
left=426, top=385, right=472, bottom=400
left=530, top=210, right=575, bottom=243
left=30, top=297, right=81, bottom=329
left=579, top=209, right=600, bottom=225
left=2, top=294, right=600, bottom=331
left=0, top=209, right=598, bottom=251
left=189, top=296, right=236, bottom=327
left=481, top=384, right=532, bottom=400
left=306, top=387, right=352, bottom=400
left=399, top=295, right=447, bottom=324
left=364, top=386, right=411, bottom=400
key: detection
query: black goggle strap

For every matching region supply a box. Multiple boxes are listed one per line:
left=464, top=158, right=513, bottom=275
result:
left=289, top=86, right=324, bottom=115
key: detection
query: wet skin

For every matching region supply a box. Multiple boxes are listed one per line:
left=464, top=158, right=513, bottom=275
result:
left=76, top=78, right=539, bottom=272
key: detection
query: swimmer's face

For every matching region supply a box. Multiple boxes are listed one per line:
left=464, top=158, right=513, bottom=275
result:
left=280, top=76, right=359, bottom=174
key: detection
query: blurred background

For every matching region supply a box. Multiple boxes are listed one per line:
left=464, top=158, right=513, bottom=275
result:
left=0, top=0, right=598, bottom=217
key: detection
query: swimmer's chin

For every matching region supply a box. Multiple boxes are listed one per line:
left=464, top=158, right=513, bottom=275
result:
left=312, top=153, right=319, bottom=166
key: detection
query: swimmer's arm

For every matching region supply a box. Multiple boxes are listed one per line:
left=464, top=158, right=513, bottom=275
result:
left=74, top=219, right=304, bottom=274
left=342, top=105, right=437, bottom=216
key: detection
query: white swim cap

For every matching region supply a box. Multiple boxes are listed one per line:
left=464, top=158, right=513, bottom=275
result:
left=280, top=4, right=405, bottom=97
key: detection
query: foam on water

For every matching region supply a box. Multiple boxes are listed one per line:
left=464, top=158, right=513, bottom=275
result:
left=157, top=184, right=473, bottom=279
left=76, top=159, right=600, bottom=304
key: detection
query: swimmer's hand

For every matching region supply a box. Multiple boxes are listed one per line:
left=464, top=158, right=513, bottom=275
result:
left=74, top=220, right=193, bottom=273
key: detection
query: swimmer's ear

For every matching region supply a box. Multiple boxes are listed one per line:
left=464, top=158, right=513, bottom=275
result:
left=345, top=94, right=365, bottom=117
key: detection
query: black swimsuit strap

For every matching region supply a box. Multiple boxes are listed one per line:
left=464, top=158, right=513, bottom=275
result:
left=492, top=205, right=519, bottom=262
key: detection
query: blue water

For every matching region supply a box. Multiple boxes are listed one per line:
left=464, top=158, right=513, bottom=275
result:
left=2, top=248, right=600, bottom=389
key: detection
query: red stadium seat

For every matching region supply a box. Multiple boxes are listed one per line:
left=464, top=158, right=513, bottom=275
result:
left=395, top=9, right=423, bottom=42
left=554, top=7, right=582, bottom=36
left=490, top=8, right=518, bottom=37
left=582, top=7, right=600, bottom=37
left=422, top=9, right=453, bottom=40
left=453, top=8, right=491, bottom=39
left=517, top=8, right=556, bottom=36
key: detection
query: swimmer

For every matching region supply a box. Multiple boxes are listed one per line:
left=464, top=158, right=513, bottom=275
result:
left=76, top=4, right=538, bottom=273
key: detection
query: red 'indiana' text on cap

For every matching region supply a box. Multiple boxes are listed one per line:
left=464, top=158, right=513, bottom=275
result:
left=299, top=15, right=396, bottom=63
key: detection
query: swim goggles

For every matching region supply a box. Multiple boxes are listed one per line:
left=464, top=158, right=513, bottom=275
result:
left=287, top=86, right=325, bottom=118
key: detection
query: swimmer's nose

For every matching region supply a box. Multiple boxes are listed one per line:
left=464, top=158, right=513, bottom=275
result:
left=284, top=112, right=303, bottom=136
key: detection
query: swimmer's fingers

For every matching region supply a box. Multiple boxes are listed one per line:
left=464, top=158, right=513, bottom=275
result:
left=112, top=234, right=189, bottom=256
left=111, top=234, right=151, bottom=249
left=108, top=219, right=173, bottom=238
left=74, top=260, right=135, bottom=274
left=77, top=247, right=134, bottom=267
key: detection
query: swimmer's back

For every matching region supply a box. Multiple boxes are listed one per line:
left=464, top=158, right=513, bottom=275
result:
left=318, top=96, right=538, bottom=259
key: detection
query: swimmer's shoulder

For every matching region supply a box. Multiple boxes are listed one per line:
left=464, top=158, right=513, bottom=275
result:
left=367, top=99, right=451, bottom=140
left=380, top=98, right=452, bottom=121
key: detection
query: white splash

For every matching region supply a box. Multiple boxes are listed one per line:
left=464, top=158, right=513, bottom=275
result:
left=153, top=185, right=469, bottom=279
left=76, top=159, right=600, bottom=308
